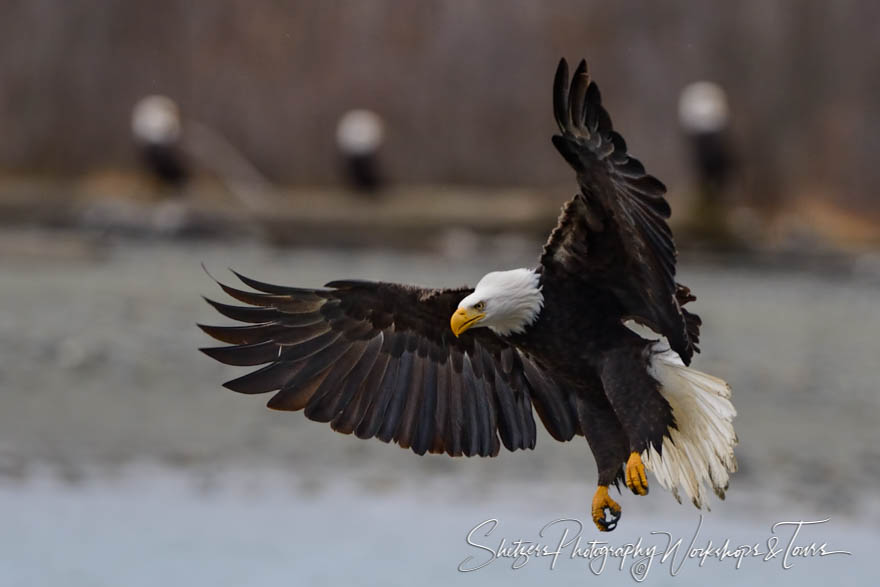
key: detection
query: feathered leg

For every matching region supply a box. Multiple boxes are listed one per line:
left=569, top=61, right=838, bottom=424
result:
left=598, top=345, right=676, bottom=497
left=576, top=391, right=629, bottom=531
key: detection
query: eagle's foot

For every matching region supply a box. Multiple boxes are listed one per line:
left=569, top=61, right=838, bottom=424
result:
left=625, top=452, right=648, bottom=496
left=591, top=485, right=621, bottom=532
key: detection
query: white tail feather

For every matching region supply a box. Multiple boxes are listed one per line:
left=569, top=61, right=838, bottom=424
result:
left=642, top=348, right=738, bottom=508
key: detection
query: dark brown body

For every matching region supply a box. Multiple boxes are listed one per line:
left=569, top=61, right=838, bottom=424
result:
left=508, top=272, right=669, bottom=486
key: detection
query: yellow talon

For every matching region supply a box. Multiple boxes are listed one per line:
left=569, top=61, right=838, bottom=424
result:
left=625, top=452, right=649, bottom=496
left=591, top=485, right=621, bottom=532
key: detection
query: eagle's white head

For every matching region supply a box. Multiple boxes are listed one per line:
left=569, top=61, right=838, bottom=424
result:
left=132, top=95, right=181, bottom=146
left=450, top=268, right=543, bottom=337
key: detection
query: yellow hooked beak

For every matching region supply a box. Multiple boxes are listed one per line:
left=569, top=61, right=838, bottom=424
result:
left=450, top=307, right=485, bottom=337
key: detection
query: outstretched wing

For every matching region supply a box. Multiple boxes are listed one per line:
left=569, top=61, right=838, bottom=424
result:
left=199, top=272, right=579, bottom=457
left=541, top=58, right=698, bottom=364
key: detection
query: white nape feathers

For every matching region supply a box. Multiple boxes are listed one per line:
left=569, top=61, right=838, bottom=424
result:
left=458, top=268, right=543, bottom=336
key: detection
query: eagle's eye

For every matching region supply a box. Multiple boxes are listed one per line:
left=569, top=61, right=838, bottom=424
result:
left=474, top=301, right=486, bottom=312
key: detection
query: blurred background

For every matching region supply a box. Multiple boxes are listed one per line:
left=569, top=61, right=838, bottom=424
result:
left=1, top=1, right=879, bottom=585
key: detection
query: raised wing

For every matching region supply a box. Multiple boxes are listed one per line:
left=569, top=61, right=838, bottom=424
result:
left=199, top=272, right=578, bottom=457
left=541, top=58, right=698, bottom=364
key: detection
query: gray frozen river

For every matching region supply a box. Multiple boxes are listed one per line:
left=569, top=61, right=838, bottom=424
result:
left=1, top=230, right=878, bottom=585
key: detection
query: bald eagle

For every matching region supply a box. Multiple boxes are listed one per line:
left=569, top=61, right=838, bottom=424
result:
left=131, top=95, right=189, bottom=189
left=200, top=59, right=737, bottom=532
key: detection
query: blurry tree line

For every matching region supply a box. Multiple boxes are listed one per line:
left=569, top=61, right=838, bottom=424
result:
left=0, top=0, right=878, bottom=209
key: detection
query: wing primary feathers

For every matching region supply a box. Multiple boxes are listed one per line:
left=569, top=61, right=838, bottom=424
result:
left=275, top=330, right=342, bottom=362
left=446, top=354, right=465, bottom=456
left=494, top=373, right=521, bottom=451
left=323, top=335, right=383, bottom=427
left=460, top=354, right=481, bottom=457
left=223, top=361, right=298, bottom=394
left=476, top=347, right=504, bottom=454
left=304, top=339, right=371, bottom=422
left=568, top=61, right=589, bottom=131
left=267, top=365, right=333, bottom=411
left=376, top=348, right=414, bottom=443
left=519, top=383, right=537, bottom=449
left=324, top=279, right=380, bottom=289
left=200, top=341, right=278, bottom=366
left=412, top=352, right=438, bottom=455
left=471, top=354, right=494, bottom=456
left=355, top=354, right=400, bottom=439
left=335, top=343, right=389, bottom=435
left=271, top=321, right=331, bottom=346
left=211, top=277, right=326, bottom=313
left=615, top=156, right=646, bottom=177
left=521, top=356, right=577, bottom=442
left=202, top=297, right=280, bottom=323
left=395, top=352, right=426, bottom=450
left=197, top=323, right=285, bottom=345
left=553, top=58, right=570, bottom=131
left=215, top=282, right=294, bottom=308
left=431, top=357, right=451, bottom=454
left=584, top=82, right=601, bottom=132
left=289, top=336, right=354, bottom=384
left=230, top=270, right=325, bottom=298
left=198, top=316, right=325, bottom=346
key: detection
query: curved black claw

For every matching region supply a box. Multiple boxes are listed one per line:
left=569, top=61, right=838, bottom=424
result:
left=591, top=485, right=623, bottom=532
left=596, top=506, right=621, bottom=532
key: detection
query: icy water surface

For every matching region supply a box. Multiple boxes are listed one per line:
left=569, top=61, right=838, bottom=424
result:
left=1, top=231, right=878, bottom=585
